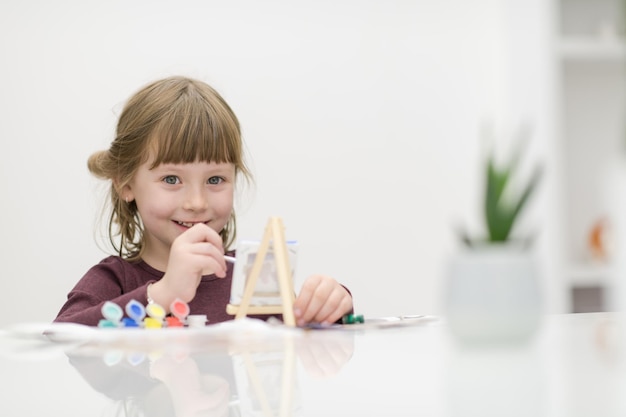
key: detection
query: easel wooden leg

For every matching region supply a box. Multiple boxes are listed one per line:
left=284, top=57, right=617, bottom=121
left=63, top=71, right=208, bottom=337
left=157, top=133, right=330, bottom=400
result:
left=272, top=218, right=296, bottom=326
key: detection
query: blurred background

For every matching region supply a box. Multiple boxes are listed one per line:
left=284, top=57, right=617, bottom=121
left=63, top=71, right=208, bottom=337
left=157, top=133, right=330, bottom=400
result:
left=0, top=0, right=623, bottom=326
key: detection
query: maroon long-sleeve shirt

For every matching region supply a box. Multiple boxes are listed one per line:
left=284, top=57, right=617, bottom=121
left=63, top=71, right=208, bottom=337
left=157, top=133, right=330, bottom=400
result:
left=55, top=255, right=244, bottom=326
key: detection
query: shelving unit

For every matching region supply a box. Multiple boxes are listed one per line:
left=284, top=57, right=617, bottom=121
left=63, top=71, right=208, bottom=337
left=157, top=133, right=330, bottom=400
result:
left=559, top=38, right=625, bottom=60
left=557, top=0, right=625, bottom=312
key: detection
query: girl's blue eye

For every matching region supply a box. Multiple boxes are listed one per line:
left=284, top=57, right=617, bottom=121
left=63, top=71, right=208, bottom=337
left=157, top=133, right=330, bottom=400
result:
left=163, top=176, right=179, bottom=185
left=208, top=176, right=223, bottom=185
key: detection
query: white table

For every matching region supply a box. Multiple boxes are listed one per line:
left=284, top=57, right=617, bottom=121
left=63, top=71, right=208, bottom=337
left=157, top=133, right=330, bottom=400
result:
left=1, top=313, right=625, bottom=417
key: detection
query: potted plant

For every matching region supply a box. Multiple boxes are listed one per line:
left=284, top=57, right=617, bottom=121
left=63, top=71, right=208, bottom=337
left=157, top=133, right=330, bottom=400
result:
left=444, top=128, right=544, bottom=346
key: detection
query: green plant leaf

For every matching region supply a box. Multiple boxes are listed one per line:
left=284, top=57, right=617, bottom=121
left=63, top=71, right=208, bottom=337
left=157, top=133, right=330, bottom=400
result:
left=484, top=143, right=542, bottom=243
left=509, top=165, right=543, bottom=227
left=485, top=155, right=514, bottom=242
left=462, top=125, right=541, bottom=246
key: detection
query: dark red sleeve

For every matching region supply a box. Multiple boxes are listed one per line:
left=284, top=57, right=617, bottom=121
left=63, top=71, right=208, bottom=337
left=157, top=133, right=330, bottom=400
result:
left=54, top=258, right=153, bottom=326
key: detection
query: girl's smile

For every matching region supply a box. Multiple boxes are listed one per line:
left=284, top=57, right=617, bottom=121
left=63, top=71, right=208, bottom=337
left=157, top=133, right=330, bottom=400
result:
left=174, top=220, right=210, bottom=228
left=123, top=159, right=236, bottom=270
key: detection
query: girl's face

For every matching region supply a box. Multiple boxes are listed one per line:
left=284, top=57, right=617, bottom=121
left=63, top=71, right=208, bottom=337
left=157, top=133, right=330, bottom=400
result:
left=123, top=158, right=235, bottom=270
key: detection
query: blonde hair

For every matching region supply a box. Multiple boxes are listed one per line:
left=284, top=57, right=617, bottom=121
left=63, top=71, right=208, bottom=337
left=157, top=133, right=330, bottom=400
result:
left=89, top=76, right=252, bottom=260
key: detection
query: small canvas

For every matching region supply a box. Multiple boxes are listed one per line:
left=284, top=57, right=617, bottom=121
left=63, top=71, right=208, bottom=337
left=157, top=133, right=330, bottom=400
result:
left=229, top=240, right=299, bottom=306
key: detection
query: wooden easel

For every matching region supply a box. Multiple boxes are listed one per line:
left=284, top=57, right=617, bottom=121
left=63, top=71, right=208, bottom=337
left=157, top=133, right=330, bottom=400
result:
left=226, top=217, right=296, bottom=326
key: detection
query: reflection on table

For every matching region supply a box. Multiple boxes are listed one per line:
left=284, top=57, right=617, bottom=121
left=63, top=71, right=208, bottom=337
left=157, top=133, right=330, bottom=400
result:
left=0, top=318, right=357, bottom=417
left=2, top=314, right=626, bottom=416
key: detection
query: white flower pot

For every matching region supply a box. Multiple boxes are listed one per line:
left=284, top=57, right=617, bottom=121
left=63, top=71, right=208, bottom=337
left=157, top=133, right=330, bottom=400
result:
left=443, top=245, right=543, bottom=346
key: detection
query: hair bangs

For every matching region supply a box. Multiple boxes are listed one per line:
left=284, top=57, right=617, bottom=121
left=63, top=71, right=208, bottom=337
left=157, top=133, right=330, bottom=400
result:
left=147, top=90, right=242, bottom=169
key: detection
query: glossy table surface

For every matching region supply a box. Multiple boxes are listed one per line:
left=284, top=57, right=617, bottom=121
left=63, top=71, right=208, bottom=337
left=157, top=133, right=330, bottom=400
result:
left=1, top=313, right=626, bottom=417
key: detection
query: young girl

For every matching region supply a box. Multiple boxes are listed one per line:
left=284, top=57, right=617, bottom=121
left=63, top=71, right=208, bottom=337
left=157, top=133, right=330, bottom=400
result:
left=54, top=76, right=353, bottom=327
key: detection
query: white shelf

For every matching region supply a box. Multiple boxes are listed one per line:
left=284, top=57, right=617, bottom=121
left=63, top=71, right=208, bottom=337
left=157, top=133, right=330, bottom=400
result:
left=557, top=1, right=625, bottom=308
left=559, top=37, right=625, bottom=61
left=567, top=263, right=613, bottom=286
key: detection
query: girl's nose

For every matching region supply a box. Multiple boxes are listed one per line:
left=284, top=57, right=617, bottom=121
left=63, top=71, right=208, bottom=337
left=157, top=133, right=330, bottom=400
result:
left=183, top=187, right=209, bottom=211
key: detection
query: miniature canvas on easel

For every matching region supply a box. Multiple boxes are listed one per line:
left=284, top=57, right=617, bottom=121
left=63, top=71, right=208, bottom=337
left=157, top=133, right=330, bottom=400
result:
left=229, top=240, right=299, bottom=307
left=226, top=217, right=299, bottom=325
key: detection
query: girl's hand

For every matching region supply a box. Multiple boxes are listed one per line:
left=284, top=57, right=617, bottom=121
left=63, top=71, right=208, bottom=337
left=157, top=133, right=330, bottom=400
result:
left=293, top=275, right=353, bottom=326
left=152, top=223, right=227, bottom=307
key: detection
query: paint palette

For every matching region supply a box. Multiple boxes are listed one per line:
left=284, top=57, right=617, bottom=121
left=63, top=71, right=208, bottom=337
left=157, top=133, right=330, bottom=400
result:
left=98, top=298, right=206, bottom=329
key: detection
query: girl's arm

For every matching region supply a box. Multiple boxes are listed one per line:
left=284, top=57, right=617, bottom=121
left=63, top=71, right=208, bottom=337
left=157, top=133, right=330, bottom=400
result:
left=54, top=257, right=154, bottom=327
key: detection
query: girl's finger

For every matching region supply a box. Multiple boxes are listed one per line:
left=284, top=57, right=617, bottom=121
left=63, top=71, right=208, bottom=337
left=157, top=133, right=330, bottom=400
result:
left=185, top=223, right=224, bottom=248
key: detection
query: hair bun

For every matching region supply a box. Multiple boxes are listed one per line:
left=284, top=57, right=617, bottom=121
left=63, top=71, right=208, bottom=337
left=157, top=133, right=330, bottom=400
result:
left=87, top=150, right=110, bottom=179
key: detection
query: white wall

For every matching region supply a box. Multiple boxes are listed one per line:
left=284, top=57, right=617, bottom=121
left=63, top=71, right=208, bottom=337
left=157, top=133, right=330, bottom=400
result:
left=0, top=0, right=559, bottom=326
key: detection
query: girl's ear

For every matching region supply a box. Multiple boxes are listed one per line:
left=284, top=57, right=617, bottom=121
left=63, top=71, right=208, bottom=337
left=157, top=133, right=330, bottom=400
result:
left=114, top=179, right=135, bottom=203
